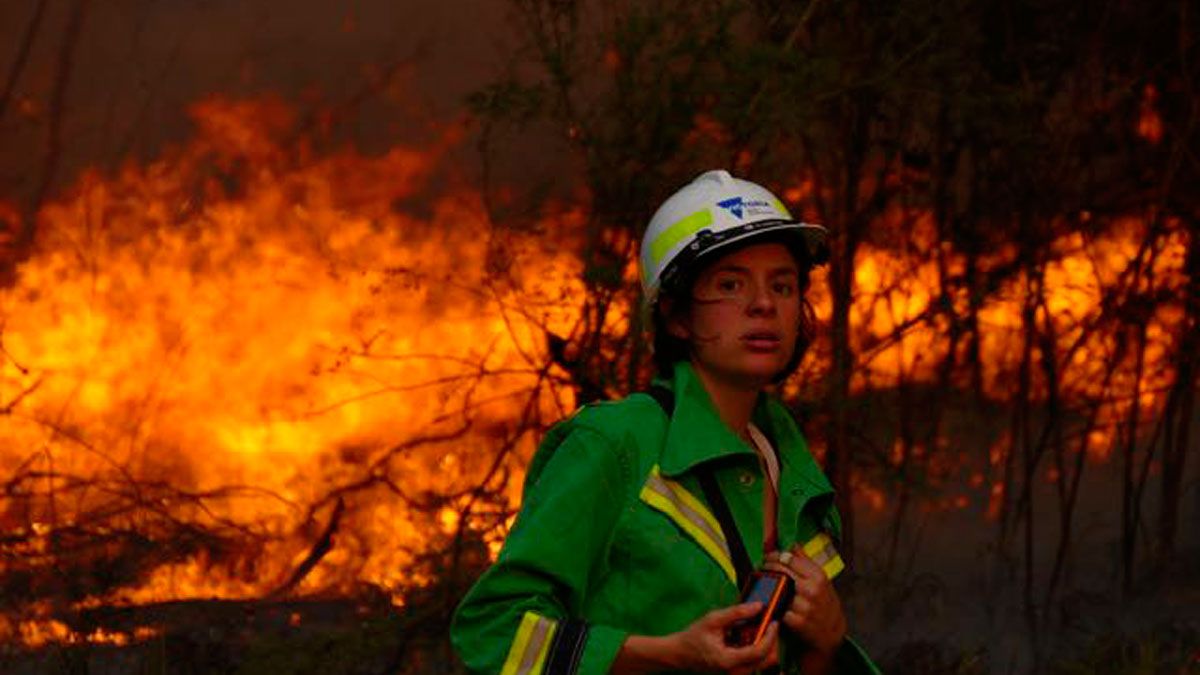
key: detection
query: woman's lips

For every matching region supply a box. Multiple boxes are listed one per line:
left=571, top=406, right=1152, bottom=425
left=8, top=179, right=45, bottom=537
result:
left=741, top=332, right=781, bottom=351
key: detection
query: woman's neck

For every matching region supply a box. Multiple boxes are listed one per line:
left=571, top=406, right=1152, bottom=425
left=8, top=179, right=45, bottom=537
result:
left=690, top=364, right=762, bottom=439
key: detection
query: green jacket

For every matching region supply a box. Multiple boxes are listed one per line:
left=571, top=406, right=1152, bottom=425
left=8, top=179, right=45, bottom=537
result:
left=452, top=362, right=880, bottom=674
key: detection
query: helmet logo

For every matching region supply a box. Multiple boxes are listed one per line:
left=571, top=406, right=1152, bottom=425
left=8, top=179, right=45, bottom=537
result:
left=717, top=197, right=746, bottom=219
left=717, top=196, right=776, bottom=220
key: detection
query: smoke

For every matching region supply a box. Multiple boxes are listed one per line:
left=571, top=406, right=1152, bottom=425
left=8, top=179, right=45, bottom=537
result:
left=0, top=0, right=511, bottom=204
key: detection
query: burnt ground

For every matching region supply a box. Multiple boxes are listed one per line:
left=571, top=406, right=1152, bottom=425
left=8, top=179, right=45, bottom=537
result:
left=1, top=583, right=1195, bottom=674
left=0, top=594, right=456, bottom=675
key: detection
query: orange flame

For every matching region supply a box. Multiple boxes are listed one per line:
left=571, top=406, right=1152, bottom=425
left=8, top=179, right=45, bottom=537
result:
left=0, top=97, right=588, bottom=620
left=1137, top=84, right=1164, bottom=144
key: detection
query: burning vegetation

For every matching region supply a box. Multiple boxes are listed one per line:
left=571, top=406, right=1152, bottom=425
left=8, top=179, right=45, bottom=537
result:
left=1, top=96, right=593, bottom=651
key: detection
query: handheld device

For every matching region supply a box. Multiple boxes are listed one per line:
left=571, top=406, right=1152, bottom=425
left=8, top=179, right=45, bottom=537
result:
left=725, top=571, right=794, bottom=647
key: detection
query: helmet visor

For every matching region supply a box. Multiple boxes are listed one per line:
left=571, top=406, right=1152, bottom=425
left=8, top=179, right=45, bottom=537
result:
left=657, top=220, right=828, bottom=298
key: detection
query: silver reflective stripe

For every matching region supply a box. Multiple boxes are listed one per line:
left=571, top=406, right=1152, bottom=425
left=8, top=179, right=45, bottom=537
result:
left=644, top=473, right=731, bottom=559
left=517, top=616, right=553, bottom=675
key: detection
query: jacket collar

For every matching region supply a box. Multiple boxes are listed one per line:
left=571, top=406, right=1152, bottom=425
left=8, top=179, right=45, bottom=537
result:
left=656, top=361, right=757, bottom=477
left=656, top=362, right=835, bottom=500
left=754, top=398, right=834, bottom=498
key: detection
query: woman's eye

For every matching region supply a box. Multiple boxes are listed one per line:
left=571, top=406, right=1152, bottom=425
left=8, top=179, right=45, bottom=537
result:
left=717, top=278, right=742, bottom=293
left=773, top=281, right=795, bottom=296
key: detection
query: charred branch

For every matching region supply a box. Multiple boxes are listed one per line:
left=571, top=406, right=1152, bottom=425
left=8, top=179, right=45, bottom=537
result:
left=268, top=498, right=345, bottom=601
left=0, top=0, right=49, bottom=123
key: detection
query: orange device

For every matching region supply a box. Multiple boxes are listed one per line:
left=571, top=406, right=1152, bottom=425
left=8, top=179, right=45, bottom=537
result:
left=726, top=571, right=794, bottom=646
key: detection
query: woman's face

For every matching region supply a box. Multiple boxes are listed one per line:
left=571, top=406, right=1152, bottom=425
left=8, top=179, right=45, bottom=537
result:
left=667, top=241, right=805, bottom=389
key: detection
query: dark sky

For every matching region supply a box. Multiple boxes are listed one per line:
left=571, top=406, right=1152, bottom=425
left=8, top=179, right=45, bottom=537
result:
left=1, top=0, right=514, bottom=204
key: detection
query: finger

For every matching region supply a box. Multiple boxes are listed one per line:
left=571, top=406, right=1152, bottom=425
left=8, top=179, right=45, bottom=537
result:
left=765, top=549, right=794, bottom=566
left=756, top=622, right=780, bottom=665
left=787, top=544, right=827, bottom=579
left=790, top=593, right=814, bottom=616
left=723, top=622, right=778, bottom=667
left=783, top=598, right=814, bottom=632
left=761, top=560, right=797, bottom=581
left=793, top=573, right=828, bottom=602
left=736, top=623, right=779, bottom=671
left=707, top=600, right=763, bottom=627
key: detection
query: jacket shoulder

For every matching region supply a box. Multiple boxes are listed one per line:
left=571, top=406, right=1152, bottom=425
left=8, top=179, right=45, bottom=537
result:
left=567, top=393, right=665, bottom=436
left=524, top=394, right=666, bottom=491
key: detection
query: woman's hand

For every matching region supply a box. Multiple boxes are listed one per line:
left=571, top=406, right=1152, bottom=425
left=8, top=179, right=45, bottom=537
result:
left=675, top=602, right=779, bottom=674
left=763, top=547, right=848, bottom=655
left=613, top=602, right=778, bottom=673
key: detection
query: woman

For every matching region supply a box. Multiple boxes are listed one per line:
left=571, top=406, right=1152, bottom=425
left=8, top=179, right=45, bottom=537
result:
left=452, top=170, right=880, bottom=674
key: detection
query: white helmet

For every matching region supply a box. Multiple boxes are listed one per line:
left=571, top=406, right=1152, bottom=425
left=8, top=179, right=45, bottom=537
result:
left=639, top=169, right=829, bottom=305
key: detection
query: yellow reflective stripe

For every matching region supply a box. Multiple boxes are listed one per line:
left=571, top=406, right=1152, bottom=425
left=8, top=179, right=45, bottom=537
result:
left=500, top=613, right=538, bottom=675
left=771, top=198, right=792, bottom=219
left=802, top=532, right=845, bottom=580
left=649, top=209, right=713, bottom=264
left=500, top=612, right=558, bottom=675
left=640, top=466, right=737, bottom=584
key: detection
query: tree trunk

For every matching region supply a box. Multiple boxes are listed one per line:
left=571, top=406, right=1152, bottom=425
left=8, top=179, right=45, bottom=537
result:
left=1158, top=225, right=1199, bottom=571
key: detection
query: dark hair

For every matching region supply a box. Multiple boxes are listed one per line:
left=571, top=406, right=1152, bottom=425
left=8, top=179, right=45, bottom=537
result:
left=651, top=239, right=818, bottom=385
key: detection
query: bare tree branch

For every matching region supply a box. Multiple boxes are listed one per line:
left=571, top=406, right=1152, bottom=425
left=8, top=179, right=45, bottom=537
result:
left=21, top=0, right=89, bottom=261
left=0, top=0, right=49, bottom=121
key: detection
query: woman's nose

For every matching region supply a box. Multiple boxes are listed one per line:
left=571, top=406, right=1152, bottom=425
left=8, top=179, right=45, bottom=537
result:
left=746, top=281, right=776, bottom=314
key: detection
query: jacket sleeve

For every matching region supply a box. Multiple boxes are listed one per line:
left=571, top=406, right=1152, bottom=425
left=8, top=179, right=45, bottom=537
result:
left=781, top=507, right=882, bottom=672
left=451, top=422, right=633, bottom=675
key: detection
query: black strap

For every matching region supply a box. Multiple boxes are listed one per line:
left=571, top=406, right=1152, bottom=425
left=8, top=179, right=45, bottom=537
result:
left=544, top=619, right=588, bottom=675
left=645, top=385, right=754, bottom=589
left=697, top=470, right=754, bottom=588
left=646, top=384, right=675, bottom=418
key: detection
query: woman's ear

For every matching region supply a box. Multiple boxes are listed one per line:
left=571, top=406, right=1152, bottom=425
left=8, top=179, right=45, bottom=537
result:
left=659, top=296, right=690, bottom=340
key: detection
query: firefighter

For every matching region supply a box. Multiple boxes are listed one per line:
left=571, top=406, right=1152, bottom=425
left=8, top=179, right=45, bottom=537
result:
left=452, top=170, right=880, bottom=674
